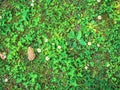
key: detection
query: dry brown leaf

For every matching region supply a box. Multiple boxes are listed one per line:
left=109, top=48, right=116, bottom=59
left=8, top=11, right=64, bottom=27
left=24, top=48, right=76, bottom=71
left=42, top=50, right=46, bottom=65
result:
left=27, top=46, right=36, bottom=61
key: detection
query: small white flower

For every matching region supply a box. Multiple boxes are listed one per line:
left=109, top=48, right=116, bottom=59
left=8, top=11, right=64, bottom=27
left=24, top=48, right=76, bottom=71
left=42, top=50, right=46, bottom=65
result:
left=32, top=0, right=34, bottom=2
left=45, top=39, right=48, bottom=42
left=97, top=15, right=102, bottom=20
left=97, top=0, right=101, bottom=2
left=114, top=21, right=117, bottom=24
left=97, top=44, right=100, bottom=47
left=85, top=66, right=88, bottom=70
left=52, top=43, right=55, bottom=45
left=107, top=63, right=110, bottom=67
left=0, top=53, right=6, bottom=60
left=45, top=56, right=50, bottom=61
left=31, top=3, right=34, bottom=7
left=4, top=78, right=8, bottom=82
left=88, top=42, right=92, bottom=46
left=39, top=14, right=41, bottom=16
left=57, top=45, right=61, bottom=49
left=0, top=16, right=2, bottom=19
left=2, top=55, right=6, bottom=60
left=37, top=48, right=41, bottom=53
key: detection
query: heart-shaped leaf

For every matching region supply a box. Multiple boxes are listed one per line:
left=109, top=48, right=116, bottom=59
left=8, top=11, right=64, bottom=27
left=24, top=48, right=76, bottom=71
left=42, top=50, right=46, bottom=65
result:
left=68, top=30, right=75, bottom=39
left=78, top=38, right=86, bottom=45
left=77, top=31, right=82, bottom=40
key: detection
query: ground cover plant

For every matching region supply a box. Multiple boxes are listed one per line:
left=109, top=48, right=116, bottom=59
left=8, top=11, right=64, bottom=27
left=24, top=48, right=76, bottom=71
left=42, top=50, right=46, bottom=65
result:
left=0, top=0, right=120, bottom=90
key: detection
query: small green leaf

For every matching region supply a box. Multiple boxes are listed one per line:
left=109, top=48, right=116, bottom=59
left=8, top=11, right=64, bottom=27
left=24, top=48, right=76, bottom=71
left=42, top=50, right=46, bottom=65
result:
left=78, top=38, right=86, bottom=45
left=90, top=62, right=94, bottom=67
left=73, top=42, right=77, bottom=48
left=77, top=31, right=82, bottom=40
left=68, top=30, right=75, bottom=39
left=46, top=0, right=51, bottom=3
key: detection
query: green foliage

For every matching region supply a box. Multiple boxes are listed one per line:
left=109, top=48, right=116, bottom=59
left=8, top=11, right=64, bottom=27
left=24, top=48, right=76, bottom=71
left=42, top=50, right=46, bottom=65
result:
left=0, top=0, right=120, bottom=90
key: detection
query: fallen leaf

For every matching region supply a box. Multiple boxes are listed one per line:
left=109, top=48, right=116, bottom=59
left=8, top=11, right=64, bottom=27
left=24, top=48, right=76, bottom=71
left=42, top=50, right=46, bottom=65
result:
left=27, top=46, right=36, bottom=61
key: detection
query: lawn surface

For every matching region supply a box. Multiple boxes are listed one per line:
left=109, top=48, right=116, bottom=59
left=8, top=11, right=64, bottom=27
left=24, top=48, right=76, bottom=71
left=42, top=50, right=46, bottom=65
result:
left=0, top=0, right=120, bottom=90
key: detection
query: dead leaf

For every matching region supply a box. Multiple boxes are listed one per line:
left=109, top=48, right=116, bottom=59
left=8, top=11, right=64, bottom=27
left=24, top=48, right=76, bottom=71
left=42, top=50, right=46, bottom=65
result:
left=27, top=46, right=36, bottom=61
